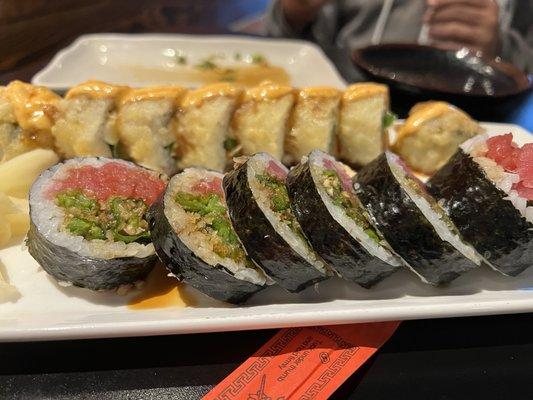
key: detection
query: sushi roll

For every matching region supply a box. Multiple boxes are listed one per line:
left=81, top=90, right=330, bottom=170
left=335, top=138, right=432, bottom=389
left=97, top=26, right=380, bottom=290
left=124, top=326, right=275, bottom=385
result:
left=176, top=83, right=242, bottom=171
left=149, top=168, right=267, bottom=303
left=428, top=133, right=533, bottom=276
left=286, top=150, right=401, bottom=288
left=52, top=80, right=128, bottom=159
left=0, top=81, right=59, bottom=162
left=393, top=101, right=484, bottom=175
left=355, top=152, right=482, bottom=285
left=284, top=87, right=340, bottom=165
left=338, top=82, right=390, bottom=168
left=224, top=153, right=329, bottom=292
left=27, top=158, right=167, bottom=290
left=117, top=86, right=185, bottom=175
left=233, top=82, right=294, bottom=161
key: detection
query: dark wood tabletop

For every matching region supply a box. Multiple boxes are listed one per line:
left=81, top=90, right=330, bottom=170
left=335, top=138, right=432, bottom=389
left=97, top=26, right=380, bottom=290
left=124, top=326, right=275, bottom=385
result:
left=0, top=0, right=268, bottom=85
left=1, top=2, right=533, bottom=399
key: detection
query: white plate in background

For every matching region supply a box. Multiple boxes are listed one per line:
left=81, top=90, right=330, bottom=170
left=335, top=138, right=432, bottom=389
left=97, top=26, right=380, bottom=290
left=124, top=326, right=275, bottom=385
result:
left=32, top=33, right=347, bottom=90
left=0, top=123, right=531, bottom=342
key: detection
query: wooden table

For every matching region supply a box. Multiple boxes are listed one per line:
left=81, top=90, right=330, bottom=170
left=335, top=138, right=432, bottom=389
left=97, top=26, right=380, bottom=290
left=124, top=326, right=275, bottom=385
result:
left=0, top=0, right=268, bottom=84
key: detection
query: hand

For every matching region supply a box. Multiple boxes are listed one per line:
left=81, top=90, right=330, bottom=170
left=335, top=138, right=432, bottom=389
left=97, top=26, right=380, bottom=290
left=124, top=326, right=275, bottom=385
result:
left=425, top=0, right=500, bottom=58
left=280, top=0, right=333, bottom=32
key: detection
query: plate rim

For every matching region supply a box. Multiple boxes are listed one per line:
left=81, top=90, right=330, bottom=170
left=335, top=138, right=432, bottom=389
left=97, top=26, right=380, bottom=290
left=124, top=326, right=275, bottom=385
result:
left=3, top=296, right=533, bottom=342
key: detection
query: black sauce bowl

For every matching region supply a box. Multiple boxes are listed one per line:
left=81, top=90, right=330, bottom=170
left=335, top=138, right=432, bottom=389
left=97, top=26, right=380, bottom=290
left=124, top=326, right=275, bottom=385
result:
left=352, top=44, right=532, bottom=120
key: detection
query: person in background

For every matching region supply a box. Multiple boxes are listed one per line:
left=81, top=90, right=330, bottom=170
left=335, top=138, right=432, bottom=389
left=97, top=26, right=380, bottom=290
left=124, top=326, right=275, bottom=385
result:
left=266, top=0, right=533, bottom=73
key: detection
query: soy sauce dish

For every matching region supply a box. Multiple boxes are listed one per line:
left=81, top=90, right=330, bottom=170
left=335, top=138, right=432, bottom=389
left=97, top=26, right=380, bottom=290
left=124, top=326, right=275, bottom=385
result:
left=353, top=44, right=532, bottom=98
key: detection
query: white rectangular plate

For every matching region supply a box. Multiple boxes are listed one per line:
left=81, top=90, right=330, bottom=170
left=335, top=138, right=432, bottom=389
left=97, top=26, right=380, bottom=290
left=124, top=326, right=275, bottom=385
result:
left=0, top=123, right=531, bottom=342
left=31, top=33, right=347, bottom=90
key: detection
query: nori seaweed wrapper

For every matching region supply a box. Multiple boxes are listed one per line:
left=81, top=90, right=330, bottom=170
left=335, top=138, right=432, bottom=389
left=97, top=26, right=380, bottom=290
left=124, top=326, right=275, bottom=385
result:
left=27, top=222, right=156, bottom=290
left=148, top=194, right=264, bottom=304
left=286, top=159, right=399, bottom=288
left=355, top=153, right=478, bottom=285
left=428, top=149, right=533, bottom=276
left=223, top=160, right=327, bottom=292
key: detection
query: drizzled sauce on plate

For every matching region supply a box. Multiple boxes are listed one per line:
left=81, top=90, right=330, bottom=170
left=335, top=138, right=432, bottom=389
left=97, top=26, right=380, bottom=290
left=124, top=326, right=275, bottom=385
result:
left=121, top=64, right=290, bottom=88
left=128, top=263, right=194, bottom=309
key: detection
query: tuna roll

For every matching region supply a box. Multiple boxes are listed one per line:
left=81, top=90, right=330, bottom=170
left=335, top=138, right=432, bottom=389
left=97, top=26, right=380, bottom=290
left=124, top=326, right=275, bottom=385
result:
left=149, top=168, right=266, bottom=303
left=428, top=134, right=533, bottom=276
left=284, top=87, right=340, bottom=165
left=233, top=82, right=294, bottom=161
left=27, top=158, right=167, bottom=290
left=338, top=82, right=389, bottom=168
left=224, top=153, right=329, bottom=292
left=117, top=87, right=185, bottom=175
left=286, top=150, right=401, bottom=288
left=355, top=152, right=482, bottom=285
left=176, top=83, right=241, bottom=172
left=52, top=81, right=127, bottom=159
left=0, top=81, right=59, bottom=162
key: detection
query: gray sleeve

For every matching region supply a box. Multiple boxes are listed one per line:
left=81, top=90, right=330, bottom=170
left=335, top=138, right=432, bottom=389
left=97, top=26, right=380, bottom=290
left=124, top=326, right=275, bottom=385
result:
left=265, top=0, right=308, bottom=39
left=498, top=2, right=533, bottom=73
left=265, top=0, right=339, bottom=45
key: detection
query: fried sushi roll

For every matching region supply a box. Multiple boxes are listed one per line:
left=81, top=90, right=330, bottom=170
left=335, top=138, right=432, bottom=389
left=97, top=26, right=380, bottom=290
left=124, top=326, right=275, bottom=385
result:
left=149, top=168, right=266, bottom=303
left=176, top=83, right=241, bottom=172
left=118, top=87, right=185, bottom=175
left=52, top=81, right=128, bottom=159
left=393, top=101, right=484, bottom=175
left=428, top=134, right=533, bottom=276
left=224, top=153, right=329, bottom=292
left=355, top=152, right=482, bottom=285
left=0, top=81, right=59, bottom=162
left=338, top=82, right=390, bottom=168
left=27, top=158, right=167, bottom=290
left=233, top=82, right=294, bottom=161
left=284, top=87, right=340, bottom=165
left=286, top=150, right=401, bottom=288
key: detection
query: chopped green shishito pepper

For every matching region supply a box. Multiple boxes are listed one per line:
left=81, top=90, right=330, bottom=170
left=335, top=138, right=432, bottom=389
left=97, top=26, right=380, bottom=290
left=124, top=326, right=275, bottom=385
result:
left=251, top=53, right=266, bottom=64
left=255, top=173, right=304, bottom=235
left=253, top=172, right=310, bottom=244
left=56, top=190, right=150, bottom=244
left=176, top=55, right=187, bottom=65
left=211, top=215, right=239, bottom=245
left=174, top=191, right=246, bottom=261
left=223, top=137, right=238, bottom=151
left=322, top=169, right=337, bottom=178
left=220, top=69, right=237, bottom=82
left=114, top=231, right=151, bottom=244
left=382, top=110, right=397, bottom=129
left=255, top=174, right=291, bottom=213
left=175, top=193, right=226, bottom=216
left=321, top=169, right=381, bottom=243
left=195, top=59, right=217, bottom=70
left=364, top=228, right=380, bottom=243
left=271, top=193, right=290, bottom=212
left=57, top=191, right=98, bottom=213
